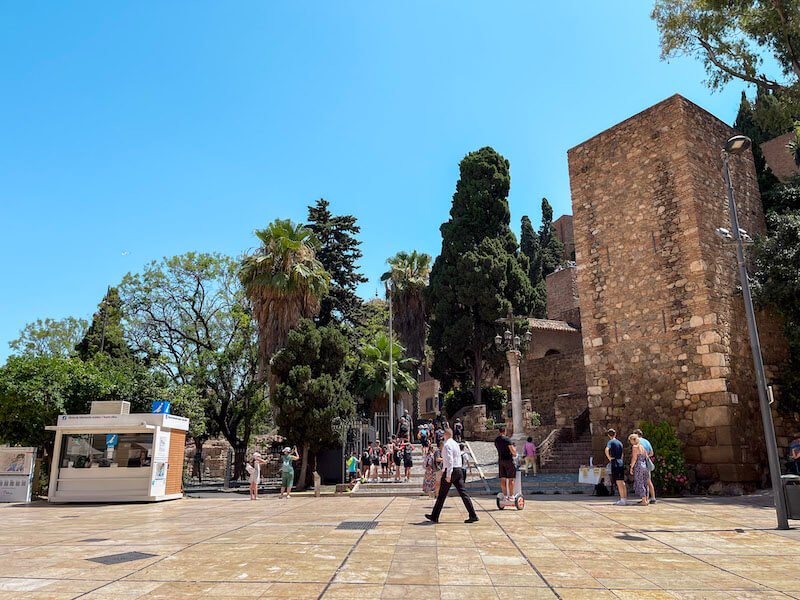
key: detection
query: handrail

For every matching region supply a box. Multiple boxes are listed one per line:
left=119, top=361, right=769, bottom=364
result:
left=536, top=428, right=562, bottom=468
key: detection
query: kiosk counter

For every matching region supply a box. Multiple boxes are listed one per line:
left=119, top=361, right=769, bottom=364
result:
left=46, top=411, right=189, bottom=503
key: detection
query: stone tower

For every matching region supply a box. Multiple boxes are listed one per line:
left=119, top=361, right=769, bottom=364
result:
left=568, top=94, right=794, bottom=484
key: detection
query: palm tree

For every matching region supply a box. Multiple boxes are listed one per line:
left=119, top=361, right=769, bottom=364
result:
left=355, top=332, right=417, bottom=413
left=380, top=250, right=432, bottom=419
left=239, top=219, right=329, bottom=381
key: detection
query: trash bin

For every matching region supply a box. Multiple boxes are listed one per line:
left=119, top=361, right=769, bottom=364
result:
left=781, top=475, right=800, bottom=520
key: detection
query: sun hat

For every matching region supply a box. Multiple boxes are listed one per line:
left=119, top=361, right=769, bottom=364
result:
left=252, top=452, right=262, bottom=459
left=282, top=447, right=291, bottom=453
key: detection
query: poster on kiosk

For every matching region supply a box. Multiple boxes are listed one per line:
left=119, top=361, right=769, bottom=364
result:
left=0, top=447, right=37, bottom=503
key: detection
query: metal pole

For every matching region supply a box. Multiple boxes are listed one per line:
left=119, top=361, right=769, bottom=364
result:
left=723, top=153, right=789, bottom=530
left=388, top=287, right=394, bottom=440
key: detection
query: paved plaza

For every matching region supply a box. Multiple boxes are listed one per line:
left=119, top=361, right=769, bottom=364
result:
left=0, top=493, right=798, bottom=599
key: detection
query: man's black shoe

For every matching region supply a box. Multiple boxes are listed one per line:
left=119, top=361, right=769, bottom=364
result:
left=464, top=516, right=479, bottom=523
left=425, top=513, right=438, bottom=523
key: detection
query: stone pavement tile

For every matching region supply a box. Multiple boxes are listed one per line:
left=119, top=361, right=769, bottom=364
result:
left=80, top=580, right=164, bottom=599
left=492, top=586, right=557, bottom=599
left=487, top=569, right=548, bottom=587
left=668, top=592, right=790, bottom=599
left=611, top=591, right=678, bottom=599
left=36, top=579, right=108, bottom=594
left=0, top=579, right=54, bottom=592
left=206, top=582, right=272, bottom=596
left=253, top=582, right=325, bottom=598
left=439, top=584, right=498, bottom=599
left=436, top=567, right=491, bottom=586
left=380, top=584, right=441, bottom=599
left=322, top=583, right=384, bottom=599
left=553, top=589, right=618, bottom=600
left=0, top=593, right=76, bottom=600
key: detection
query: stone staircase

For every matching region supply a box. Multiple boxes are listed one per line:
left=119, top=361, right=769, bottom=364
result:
left=538, top=430, right=594, bottom=474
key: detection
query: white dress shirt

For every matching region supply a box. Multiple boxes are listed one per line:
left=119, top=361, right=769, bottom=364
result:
left=443, top=437, right=462, bottom=478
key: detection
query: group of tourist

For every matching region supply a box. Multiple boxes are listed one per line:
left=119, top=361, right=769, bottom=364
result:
left=354, top=436, right=414, bottom=483
left=604, top=428, right=656, bottom=506
left=247, top=446, right=300, bottom=501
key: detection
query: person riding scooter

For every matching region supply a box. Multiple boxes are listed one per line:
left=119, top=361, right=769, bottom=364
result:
left=494, top=423, right=517, bottom=501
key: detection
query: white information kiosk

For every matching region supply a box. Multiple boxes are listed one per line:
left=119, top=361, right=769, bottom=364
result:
left=46, top=401, right=189, bottom=503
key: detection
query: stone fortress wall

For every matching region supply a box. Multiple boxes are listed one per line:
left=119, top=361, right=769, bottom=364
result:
left=567, top=94, right=799, bottom=484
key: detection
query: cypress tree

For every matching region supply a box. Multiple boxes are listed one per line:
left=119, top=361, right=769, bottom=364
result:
left=539, top=198, right=565, bottom=277
left=520, top=215, right=546, bottom=318
left=427, top=147, right=533, bottom=403
left=75, top=287, right=131, bottom=361
left=307, top=199, right=367, bottom=327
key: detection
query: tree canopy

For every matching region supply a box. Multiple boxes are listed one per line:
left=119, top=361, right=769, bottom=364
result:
left=271, top=319, right=355, bottom=487
left=307, top=199, right=367, bottom=327
left=653, top=0, right=800, bottom=101
left=9, top=317, right=87, bottom=358
left=427, top=147, right=534, bottom=403
left=76, top=287, right=131, bottom=361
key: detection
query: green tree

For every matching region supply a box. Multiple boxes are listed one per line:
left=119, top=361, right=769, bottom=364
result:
left=652, top=0, right=800, bottom=98
left=520, top=215, right=547, bottom=318
left=353, top=332, right=417, bottom=414
left=734, top=91, right=783, bottom=194
left=121, top=253, right=263, bottom=479
left=271, top=319, right=355, bottom=488
left=307, top=199, right=367, bottom=327
left=381, top=250, right=431, bottom=419
left=0, top=354, right=162, bottom=461
left=9, top=317, right=88, bottom=357
left=427, top=147, right=534, bottom=403
left=350, top=298, right=390, bottom=349
left=753, top=210, right=800, bottom=411
left=539, top=198, right=565, bottom=277
left=239, top=219, right=330, bottom=381
left=76, top=287, right=131, bottom=360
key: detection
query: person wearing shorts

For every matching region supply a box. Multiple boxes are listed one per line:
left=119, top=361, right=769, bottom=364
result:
left=494, top=424, right=517, bottom=500
left=605, top=429, right=627, bottom=505
left=393, top=439, right=403, bottom=482
left=280, top=446, right=300, bottom=499
left=402, top=440, right=413, bottom=482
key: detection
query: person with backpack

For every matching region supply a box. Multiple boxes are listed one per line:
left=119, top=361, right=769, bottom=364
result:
left=453, top=418, right=464, bottom=443
left=346, top=452, right=359, bottom=482
left=419, top=423, right=430, bottom=451
left=370, top=440, right=381, bottom=482
left=246, top=452, right=268, bottom=501
left=393, top=438, right=403, bottom=482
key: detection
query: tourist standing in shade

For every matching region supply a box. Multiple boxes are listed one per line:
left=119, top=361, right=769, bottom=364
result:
left=633, top=428, right=656, bottom=504
left=454, top=418, right=464, bottom=443
left=605, top=429, right=627, bottom=505
left=425, top=428, right=479, bottom=524
left=523, top=436, right=537, bottom=477
left=628, top=434, right=650, bottom=506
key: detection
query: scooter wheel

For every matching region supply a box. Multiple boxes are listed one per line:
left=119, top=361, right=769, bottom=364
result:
left=515, top=496, right=525, bottom=510
left=496, top=497, right=504, bottom=510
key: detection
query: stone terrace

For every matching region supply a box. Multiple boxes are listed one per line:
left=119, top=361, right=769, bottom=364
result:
left=1, top=494, right=800, bottom=598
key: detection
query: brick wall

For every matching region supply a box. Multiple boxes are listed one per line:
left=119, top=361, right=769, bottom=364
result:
left=546, top=266, right=580, bottom=323
left=569, top=94, right=797, bottom=483
left=554, top=214, right=575, bottom=260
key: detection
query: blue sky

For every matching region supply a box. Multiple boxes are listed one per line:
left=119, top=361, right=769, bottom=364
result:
left=0, top=2, right=747, bottom=360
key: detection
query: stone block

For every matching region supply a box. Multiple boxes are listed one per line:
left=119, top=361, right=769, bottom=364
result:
left=701, top=353, right=727, bottom=367
left=587, top=386, right=603, bottom=396
left=700, top=445, right=736, bottom=464
left=693, top=405, right=730, bottom=428
left=716, top=463, right=759, bottom=483
left=715, top=426, right=733, bottom=446
left=689, top=315, right=704, bottom=328
left=699, top=331, right=721, bottom=345
left=687, top=379, right=727, bottom=396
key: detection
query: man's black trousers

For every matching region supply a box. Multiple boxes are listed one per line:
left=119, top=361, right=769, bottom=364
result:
left=430, top=468, right=477, bottom=520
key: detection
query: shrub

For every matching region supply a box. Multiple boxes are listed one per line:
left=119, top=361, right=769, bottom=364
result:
left=640, top=420, right=689, bottom=496
left=443, top=385, right=508, bottom=419
left=530, top=411, right=541, bottom=429
left=485, top=417, right=497, bottom=430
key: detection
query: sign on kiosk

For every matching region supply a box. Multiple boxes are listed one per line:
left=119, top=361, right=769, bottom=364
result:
left=0, top=447, right=37, bottom=503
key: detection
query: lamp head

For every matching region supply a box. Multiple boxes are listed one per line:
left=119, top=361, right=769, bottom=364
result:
left=494, top=334, right=502, bottom=349
left=503, top=329, right=512, bottom=342
left=723, top=135, right=752, bottom=155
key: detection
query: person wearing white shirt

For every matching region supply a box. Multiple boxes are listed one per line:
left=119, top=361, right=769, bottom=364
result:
left=425, top=428, right=479, bottom=524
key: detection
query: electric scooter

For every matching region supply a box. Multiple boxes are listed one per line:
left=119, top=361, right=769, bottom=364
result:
left=496, top=458, right=525, bottom=510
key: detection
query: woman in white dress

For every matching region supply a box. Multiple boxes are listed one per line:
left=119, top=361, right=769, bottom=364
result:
left=246, top=452, right=267, bottom=500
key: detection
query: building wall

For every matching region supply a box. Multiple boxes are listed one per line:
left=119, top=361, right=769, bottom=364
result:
left=568, top=94, right=796, bottom=484
left=554, top=214, right=575, bottom=260
left=546, top=266, right=580, bottom=324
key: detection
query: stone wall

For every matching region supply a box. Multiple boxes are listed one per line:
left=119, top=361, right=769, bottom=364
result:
left=568, top=94, right=798, bottom=484
left=554, top=214, right=575, bottom=260
left=546, top=266, right=580, bottom=323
